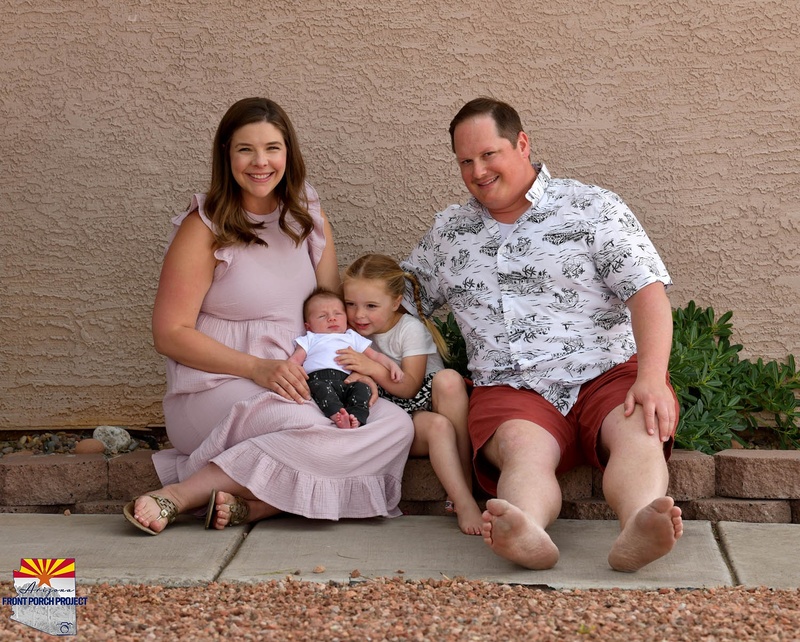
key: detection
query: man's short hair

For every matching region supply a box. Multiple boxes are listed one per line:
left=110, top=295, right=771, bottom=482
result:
left=449, top=97, right=524, bottom=152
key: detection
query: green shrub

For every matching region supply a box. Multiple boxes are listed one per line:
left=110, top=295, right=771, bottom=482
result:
left=434, top=302, right=800, bottom=454
left=670, top=301, right=799, bottom=453
left=433, top=312, right=469, bottom=378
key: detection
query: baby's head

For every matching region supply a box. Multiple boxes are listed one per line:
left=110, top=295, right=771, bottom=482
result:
left=303, top=288, right=347, bottom=334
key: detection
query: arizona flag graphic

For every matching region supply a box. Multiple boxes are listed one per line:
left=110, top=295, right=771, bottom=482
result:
left=10, top=558, right=77, bottom=635
left=14, top=558, right=75, bottom=587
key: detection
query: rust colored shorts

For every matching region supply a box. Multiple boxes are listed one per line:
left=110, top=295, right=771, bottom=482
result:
left=468, top=355, right=678, bottom=496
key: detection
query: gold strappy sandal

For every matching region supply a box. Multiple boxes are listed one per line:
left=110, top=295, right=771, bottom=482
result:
left=123, top=495, right=178, bottom=535
left=204, top=490, right=250, bottom=529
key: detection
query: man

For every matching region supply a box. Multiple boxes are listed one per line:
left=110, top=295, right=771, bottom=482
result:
left=402, top=97, right=682, bottom=571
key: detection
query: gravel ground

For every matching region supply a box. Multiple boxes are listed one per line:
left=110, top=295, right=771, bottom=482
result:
left=1, top=580, right=799, bottom=641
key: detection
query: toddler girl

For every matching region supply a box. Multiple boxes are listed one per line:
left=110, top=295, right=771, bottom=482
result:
left=337, top=254, right=482, bottom=535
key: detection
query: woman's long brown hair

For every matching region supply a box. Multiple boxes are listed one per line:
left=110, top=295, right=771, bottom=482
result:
left=204, top=97, right=313, bottom=248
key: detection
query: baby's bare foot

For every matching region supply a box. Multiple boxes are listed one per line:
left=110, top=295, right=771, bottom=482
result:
left=608, top=496, right=683, bottom=572
left=331, top=409, right=351, bottom=429
left=481, top=498, right=559, bottom=569
left=347, top=413, right=360, bottom=428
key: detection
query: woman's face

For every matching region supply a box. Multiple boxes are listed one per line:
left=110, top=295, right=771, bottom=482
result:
left=229, top=121, right=287, bottom=214
left=344, top=278, right=402, bottom=336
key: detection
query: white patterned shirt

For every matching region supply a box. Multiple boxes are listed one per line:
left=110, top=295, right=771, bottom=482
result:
left=402, top=163, right=671, bottom=414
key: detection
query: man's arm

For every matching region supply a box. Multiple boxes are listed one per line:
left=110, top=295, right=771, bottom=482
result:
left=624, top=281, right=676, bottom=441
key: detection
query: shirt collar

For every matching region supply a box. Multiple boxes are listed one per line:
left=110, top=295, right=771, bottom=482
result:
left=524, top=162, right=550, bottom=207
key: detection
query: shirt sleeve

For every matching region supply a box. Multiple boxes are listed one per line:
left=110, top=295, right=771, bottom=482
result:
left=396, top=316, right=438, bottom=358
left=401, top=214, right=450, bottom=318
left=294, top=333, right=312, bottom=352
left=304, top=183, right=326, bottom=270
left=346, top=329, right=373, bottom=353
left=590, top=190, right=672, bottom=302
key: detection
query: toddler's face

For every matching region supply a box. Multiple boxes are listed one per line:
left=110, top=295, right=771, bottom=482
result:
left=343, top=278, right=402, bottom=336
left=305, top=297, right=347, bottom=334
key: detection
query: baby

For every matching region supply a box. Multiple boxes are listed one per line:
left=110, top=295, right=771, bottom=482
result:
left=289, top=288, right=403, bottom=428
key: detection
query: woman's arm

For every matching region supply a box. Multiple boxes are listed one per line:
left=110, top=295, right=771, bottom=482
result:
left=151, top=211, right=310, bottom=402
left=315, top=209, right=341, bottom=292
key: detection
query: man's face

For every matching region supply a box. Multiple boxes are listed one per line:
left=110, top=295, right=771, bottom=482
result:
left=453, top=115, right=536, bottom=222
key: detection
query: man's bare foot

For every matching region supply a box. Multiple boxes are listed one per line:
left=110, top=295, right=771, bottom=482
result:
left=481, top=498, right=559, bottom=569
left=608, top=496, right=683, bottom=572
left=132, top=490, right=179, bottom=534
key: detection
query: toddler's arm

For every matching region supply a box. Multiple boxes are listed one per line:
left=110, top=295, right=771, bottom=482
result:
left=364, top=347, right=405, bottom=383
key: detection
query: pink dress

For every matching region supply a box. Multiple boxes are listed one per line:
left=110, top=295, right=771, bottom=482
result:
left=151, top=186, right=414, bottom=519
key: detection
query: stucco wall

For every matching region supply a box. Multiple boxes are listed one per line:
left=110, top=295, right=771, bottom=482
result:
left=1, top=1, right=798, bottom=429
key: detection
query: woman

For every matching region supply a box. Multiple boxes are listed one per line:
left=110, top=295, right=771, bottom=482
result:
left=125, top=98, right=414, bottom=534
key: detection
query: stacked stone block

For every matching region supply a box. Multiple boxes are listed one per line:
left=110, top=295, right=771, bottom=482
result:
left=1, top=449, right=798, bottom=523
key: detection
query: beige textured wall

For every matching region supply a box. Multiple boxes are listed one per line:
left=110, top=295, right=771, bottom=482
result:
left=1, top=1, right=798, bottom=429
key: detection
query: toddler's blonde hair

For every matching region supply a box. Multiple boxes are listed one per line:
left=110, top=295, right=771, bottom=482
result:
left=344, top=254, right=449, bottom=360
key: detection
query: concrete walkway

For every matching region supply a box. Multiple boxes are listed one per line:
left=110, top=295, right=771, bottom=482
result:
left=1, top=513, right=798, bottom=590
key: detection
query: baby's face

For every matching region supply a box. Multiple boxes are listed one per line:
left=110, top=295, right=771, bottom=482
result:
left=305, top=297, right=347, bottom=334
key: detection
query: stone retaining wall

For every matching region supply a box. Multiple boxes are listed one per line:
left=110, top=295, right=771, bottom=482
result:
left=1, top=449, right=798, bottom=523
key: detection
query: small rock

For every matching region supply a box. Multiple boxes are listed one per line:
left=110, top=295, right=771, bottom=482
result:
left=1, top=447, right=13, bottom=455
left=75, top=439, right=106, bottom=454
left=63, top=509, right=71, bottom=516
left=350, top=569, right=361, bottom=578
left=93, top=426, right=132, bottom=454
left=313, top=566, right=326, bottom=574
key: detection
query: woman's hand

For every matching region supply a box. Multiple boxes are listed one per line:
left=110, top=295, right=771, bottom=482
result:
left=344, top=372, right=379, bottom=405
left=251, top=358, right=311, bottom=403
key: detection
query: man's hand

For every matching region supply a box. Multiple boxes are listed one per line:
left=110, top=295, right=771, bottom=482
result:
left=624, top=375, right=677, bottom=442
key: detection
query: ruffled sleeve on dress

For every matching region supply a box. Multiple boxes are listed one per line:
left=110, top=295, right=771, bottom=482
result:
left=304, top=183, right=326, bottom=270
left=167, top=193, right=234, bottom=276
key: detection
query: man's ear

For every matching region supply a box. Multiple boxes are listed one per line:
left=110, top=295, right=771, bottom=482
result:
left=517, top=131, right=531, bottom=159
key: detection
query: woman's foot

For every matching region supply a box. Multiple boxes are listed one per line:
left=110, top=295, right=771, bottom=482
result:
left=208, top=491, right=283, bottom=529
left=481, top=498, right=559, bottom=569
left=123, top=490, right=180, bottom=535
left=208, top=491, right=251, bottom=529
left=608, top=496, right=683, bottom=572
